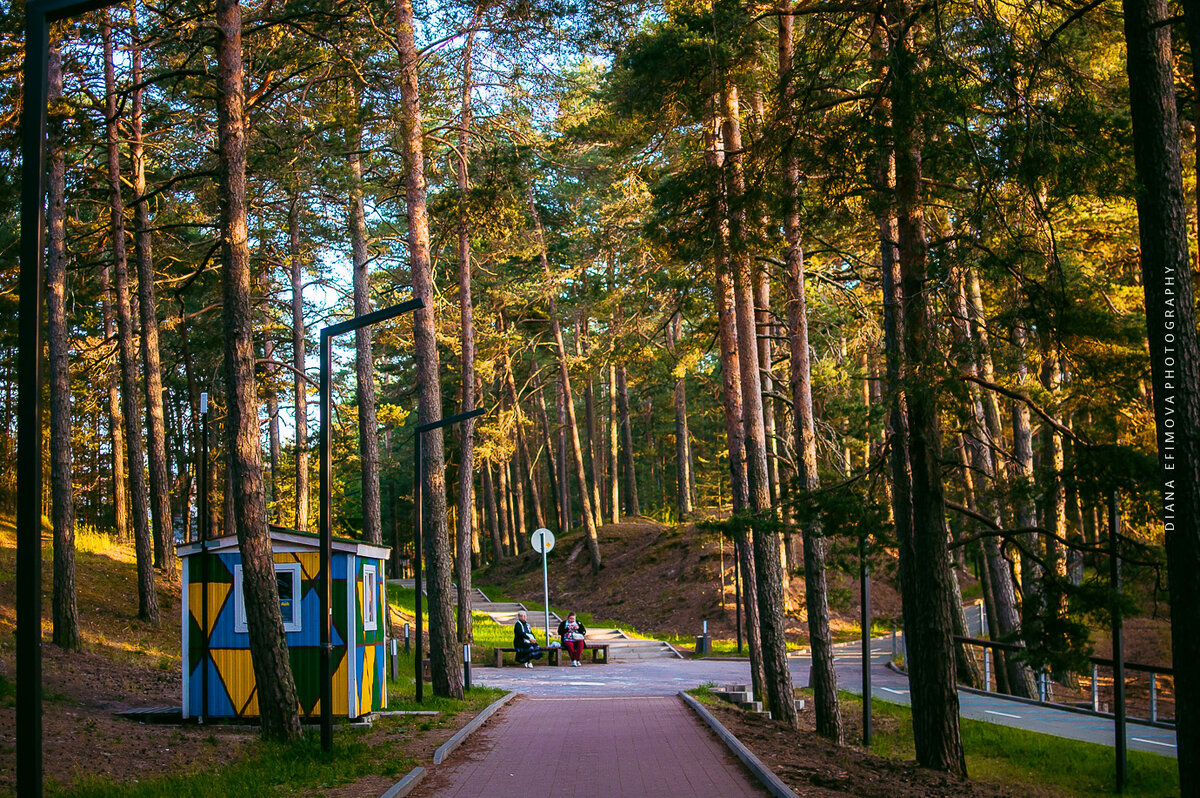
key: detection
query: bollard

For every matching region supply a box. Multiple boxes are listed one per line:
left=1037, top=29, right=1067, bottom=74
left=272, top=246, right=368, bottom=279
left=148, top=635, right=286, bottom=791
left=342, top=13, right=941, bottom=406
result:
left=1038, top=670, right=1046, bottom=703
left=464, top=644, right=472, bottom=691
left=391, top=637, right=400, bottom=680
left=983, top=648, right=991, bottom=693
left=978, top=600, right=986, bottom=637
left=1150, top=673, right=1157, bottom=723
left=404, top=623, right=411, bottom=655
left=1092, top=664, right=1100, bottom=712
left=891, top=626, right=897, bottom=661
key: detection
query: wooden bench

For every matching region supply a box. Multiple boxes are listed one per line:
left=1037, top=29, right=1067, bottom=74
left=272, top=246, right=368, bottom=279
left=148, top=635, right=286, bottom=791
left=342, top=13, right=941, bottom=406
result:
left=493, top=643, right=610, bottom=667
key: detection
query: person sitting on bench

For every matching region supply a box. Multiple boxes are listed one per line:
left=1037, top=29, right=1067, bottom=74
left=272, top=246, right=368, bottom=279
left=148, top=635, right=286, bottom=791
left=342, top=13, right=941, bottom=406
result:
left=557, top=612, right=587, bottom=666
left=514, top=611, right=542, bottom=668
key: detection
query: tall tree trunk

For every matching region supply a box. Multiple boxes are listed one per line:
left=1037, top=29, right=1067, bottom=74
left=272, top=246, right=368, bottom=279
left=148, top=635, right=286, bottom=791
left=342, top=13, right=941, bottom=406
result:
left=723, top=81, right=796, bottom=728
left=497, top=458, right=514, bottom=556
left=780, top=6, right=841, bottom=741
left=456, top=19, right=479, bottom=644
left=1010, top=321, right=1041, bottom=627
left=48, top=42, right=81, bottom=651
left=668, top=311, right=693, bottom=519
left=887, top=0, right=966, bottom=772
left=962, top=267, right=1035, bottom=698
left=396, top=0, right=462, bottom=698
left=580, top=294, right=605, bottom=526
left=555, top=378, right=572, bottom=531
left=104, top=15, right=159, bottom=626
left=1122, top=0, right=1200, bottom=785
left=529, top=187, right=600, bottom=570
left=501, top=334, right=545, bottom=529
left=1037, top=331, right=1069, bottom=671
left=103, top=286, right=129, bottom=544
left=288, top=194, right=310, bottom=532
left=215, top=0, right=302, bottom=739
left=755, top=273, right=779, bottom=504
left=617, top=365, right=639, bottom=516
left=482, top=462, right=502, bottom=562
left=608, top=363, right=620, bottom=523
left=348, top=139, right=382, bottom=546
left=531, top=368, right=563, bottom=527
left=264, top=338, right=282, bottom=519
left=129, top=7, right=174, bottom=578
left=706, top=105, right=765, bottom=700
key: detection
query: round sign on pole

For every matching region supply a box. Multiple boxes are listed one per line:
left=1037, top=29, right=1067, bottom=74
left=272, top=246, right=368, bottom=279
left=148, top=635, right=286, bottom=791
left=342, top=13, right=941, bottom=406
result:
left=531, top=528, right=555, bottom=553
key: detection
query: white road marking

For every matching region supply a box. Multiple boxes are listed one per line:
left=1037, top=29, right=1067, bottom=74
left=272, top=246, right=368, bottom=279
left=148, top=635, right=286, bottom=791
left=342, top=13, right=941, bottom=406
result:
left=985, top=710, right=1022, bottom=719
left=881, top=687, right=908, bottom=695
left=1132, top=737, right=1177, bottom=748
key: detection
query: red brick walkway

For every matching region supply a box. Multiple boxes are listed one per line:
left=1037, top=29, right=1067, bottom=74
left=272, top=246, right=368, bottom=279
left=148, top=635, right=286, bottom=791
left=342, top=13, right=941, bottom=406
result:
left=410, top=695, right=770, bottom=797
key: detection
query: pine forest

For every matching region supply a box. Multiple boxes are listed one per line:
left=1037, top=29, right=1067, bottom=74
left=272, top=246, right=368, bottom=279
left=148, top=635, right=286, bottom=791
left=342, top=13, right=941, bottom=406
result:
left=1, top=0, right=1198, bottom=792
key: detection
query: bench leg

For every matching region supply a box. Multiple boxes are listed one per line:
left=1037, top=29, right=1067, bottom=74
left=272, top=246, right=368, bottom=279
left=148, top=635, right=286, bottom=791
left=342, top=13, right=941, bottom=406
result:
left=495, top=649, right=504, bottom=668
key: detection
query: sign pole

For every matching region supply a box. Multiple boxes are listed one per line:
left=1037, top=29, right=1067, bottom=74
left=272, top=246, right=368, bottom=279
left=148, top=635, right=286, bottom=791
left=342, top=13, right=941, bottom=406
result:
left=542, top=533, right=551, bottom=646
left=532, top=528, right=555, bottom=646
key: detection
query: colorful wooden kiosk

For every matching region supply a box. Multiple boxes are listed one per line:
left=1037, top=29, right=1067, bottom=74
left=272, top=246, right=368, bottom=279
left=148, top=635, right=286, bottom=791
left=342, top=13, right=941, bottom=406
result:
left=177, top=527, right=389, bottom=721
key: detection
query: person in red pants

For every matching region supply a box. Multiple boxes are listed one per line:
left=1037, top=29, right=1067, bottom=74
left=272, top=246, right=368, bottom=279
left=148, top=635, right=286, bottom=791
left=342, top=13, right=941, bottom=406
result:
left=557, top=612, right=588, bottom=666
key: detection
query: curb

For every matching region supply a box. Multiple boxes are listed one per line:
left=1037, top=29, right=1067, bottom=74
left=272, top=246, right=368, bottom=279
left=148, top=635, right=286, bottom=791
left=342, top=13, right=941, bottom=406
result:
left=678, top=691, right=798, bottom=798
left=433, top=691, right=517, bottom=765
left=379, top=766, right=424, bottom=798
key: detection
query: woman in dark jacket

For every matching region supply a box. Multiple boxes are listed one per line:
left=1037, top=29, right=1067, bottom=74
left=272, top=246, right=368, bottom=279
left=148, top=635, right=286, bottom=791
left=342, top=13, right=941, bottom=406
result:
left=557, top=612, right=587, bottom=666
left=513, top=611, right=542, bottom=667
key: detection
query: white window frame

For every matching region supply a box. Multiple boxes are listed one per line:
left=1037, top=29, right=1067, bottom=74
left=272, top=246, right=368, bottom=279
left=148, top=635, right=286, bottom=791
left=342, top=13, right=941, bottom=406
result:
left=362, top=563, right=378, bottom=632
left=234, top=562, right=303, bottom=634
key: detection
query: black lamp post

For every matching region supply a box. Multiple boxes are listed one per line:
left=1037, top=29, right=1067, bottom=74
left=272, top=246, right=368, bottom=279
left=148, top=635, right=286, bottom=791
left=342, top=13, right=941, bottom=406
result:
left=860, top=532, right=872, bottom=746
left=412, top=407, right=484, bottom=703
left=18, top=3, right=121, bottom=795
left=319, top=298, right=422, bottom=753
left=199, top=392, right=210, bottom=724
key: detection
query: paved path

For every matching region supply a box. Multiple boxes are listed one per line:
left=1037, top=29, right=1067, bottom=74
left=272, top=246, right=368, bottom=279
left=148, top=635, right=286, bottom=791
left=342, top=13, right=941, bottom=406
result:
left=472, top=636, right=1178, bottom=757
left=409, top=695, right=769, bottom=797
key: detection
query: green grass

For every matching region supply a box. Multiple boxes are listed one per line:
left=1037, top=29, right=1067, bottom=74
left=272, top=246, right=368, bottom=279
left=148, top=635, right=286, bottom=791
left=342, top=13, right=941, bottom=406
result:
left=49, top=728, right=415, bottom=797
left=51, top=659, right=508, bottom=797
left=835, top=691, right=1179, bottom=797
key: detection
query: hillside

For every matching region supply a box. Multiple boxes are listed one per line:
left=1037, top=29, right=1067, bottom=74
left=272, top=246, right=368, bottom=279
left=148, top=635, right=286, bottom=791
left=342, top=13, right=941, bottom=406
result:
left=473, top=518, right=908, bottom=645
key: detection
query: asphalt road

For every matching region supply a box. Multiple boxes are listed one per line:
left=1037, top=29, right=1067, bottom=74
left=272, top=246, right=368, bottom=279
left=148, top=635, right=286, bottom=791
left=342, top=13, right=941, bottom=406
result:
left=471, top=636, right=1178, bottom=758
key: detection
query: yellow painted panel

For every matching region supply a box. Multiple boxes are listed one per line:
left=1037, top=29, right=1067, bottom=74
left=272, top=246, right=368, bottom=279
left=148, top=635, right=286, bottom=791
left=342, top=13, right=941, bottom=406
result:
left=189, top=582, right=232, bottom=638
left=210, top=648, right=257, bottom=716
left=332, top=649, right=349, bottom=716
left=360, top=645, right=376, bottom=712
left=279, top=551, right=320, bottom=582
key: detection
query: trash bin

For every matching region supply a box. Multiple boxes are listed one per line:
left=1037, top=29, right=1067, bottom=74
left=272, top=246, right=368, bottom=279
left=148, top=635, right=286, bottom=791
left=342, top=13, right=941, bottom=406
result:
left=694, top=634, right=712, bottom=656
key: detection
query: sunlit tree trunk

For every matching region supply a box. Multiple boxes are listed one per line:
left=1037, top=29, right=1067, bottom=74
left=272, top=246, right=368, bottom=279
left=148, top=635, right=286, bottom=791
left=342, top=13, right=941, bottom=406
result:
left=215, top=0, right=302, bottom=738
left=348, top=137, right=382, bottom=546
left=529, top=187, right=600, bottom=569
left=605, top=364, right=618, bottom=523
left=706, top=105, right=765, bottom=701
left=48, top=42, right=80, bottom=651
left=129, top=6, right=174, bottom=578
left=886, top=0, right=966, bottom=772
left=455, top=21, right=479, bottom=645
left=104, top=15, right=159, bottom=626
left=1121, top=0, right=1200, bottom=784
left=617, top=364, right=639, bottom=517
left=668, top=312, right=693, bottom=519
left=723, top=81, right=796, bottom=728
left=288, top=194, right=309, bottom=532
left=396, top=0, right=462, bottom=698
left=482, top=462, right=503, bottom=562
left=780, top=6, right=841, bottom=740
